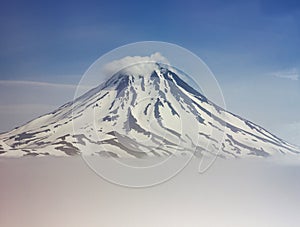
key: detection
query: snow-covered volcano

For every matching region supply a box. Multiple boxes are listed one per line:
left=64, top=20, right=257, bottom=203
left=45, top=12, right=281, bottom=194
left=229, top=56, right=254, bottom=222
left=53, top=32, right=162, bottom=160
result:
left=0, top=62, right=299, bottom=158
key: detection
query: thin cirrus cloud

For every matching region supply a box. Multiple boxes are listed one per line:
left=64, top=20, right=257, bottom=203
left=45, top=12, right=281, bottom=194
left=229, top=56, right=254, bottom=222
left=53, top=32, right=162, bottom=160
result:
left=0, top=80, right=80, bottom=89
left=270, top=68, right=299, bottom=81
left=0, top=80, right=92, bottom=132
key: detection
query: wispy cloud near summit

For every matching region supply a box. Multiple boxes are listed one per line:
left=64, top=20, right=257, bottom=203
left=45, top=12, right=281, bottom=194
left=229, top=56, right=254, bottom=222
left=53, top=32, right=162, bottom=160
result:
left=103, top=52, right=170, bottom=78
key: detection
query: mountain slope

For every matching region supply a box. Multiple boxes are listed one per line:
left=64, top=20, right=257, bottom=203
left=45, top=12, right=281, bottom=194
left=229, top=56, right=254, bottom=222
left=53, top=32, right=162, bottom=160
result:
left=0, top=63, right=299, bottom=158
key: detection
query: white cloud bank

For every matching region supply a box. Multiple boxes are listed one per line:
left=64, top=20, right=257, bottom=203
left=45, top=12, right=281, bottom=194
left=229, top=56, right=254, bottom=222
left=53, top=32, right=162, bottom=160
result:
left=1, top=157, right=300, bottom=227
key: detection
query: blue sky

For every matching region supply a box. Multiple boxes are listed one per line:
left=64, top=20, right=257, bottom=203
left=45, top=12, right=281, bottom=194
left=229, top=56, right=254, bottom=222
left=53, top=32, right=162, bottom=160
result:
left=1, top=0, right=299, bottom=81
left=0, top=0, right=299, bottom=145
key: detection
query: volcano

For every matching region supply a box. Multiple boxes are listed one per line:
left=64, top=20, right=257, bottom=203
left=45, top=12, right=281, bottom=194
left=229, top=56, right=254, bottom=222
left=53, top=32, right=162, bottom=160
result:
left=0, top=61, right=299, bottom=158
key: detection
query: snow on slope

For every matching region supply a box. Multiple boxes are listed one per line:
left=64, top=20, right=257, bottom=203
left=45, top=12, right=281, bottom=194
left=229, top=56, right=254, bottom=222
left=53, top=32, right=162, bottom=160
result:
left=0, top=62, right=299, bottom=158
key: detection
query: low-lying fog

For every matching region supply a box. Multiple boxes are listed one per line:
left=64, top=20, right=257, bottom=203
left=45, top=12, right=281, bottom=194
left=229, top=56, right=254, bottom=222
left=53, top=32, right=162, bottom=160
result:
left=1, top=156, right=300, bottom=227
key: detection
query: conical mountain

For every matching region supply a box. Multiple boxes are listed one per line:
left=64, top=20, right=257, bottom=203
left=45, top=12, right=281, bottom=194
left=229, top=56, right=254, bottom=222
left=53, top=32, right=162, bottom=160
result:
left=0, top=63, right=299, bottom=158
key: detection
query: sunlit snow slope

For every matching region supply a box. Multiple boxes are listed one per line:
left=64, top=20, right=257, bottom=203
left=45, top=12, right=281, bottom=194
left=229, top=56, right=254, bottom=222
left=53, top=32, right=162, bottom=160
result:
left=0, top=63, right=299, bottom=157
